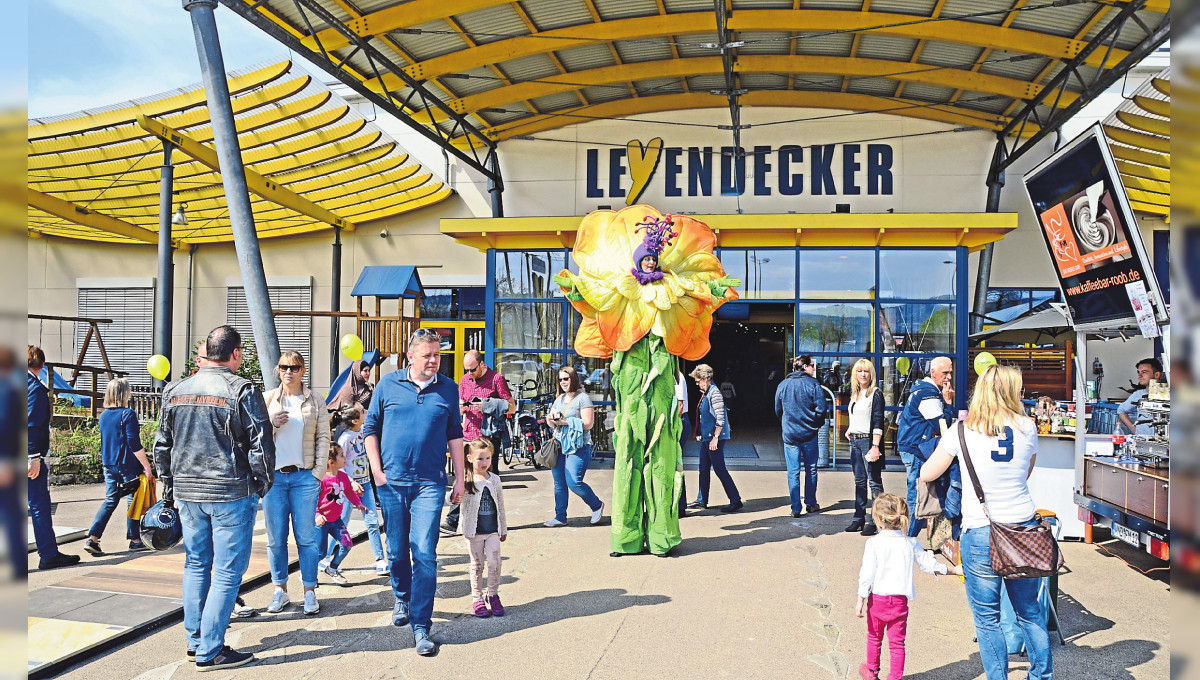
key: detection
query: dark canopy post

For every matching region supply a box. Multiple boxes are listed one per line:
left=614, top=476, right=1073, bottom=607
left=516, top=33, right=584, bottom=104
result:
left=155, top=142, right=175, bottom=387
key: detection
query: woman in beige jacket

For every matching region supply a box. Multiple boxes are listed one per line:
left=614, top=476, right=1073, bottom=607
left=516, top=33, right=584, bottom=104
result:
left=261, top=351, right=330, bottom=616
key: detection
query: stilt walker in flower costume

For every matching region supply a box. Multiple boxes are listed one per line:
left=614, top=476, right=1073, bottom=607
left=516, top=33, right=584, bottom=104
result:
left=553, top=205, right=740, bottom=556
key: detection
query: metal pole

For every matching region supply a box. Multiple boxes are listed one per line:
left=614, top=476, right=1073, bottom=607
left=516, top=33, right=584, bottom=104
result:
left=155, top=143, right=175, bottom=388
left=487, top=154, right=504, bottom=218
left=330, top=225, right=342, bottom=385
left=184, top=0, right=281, bottom=389
left=971, top=138, right=1007, bottom=335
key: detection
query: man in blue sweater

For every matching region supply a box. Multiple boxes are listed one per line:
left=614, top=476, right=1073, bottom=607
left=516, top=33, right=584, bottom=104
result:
left=896, top=356, right=957, bottom=539
left=27, top=346, right=80, bottom=571
left=365, top=330, right=464, bottom=657
left=775, top=355, right=828, bottom=517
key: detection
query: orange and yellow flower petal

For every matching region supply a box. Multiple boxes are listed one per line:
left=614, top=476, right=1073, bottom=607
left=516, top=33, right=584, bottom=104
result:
left=573, top=317, right=613, bottom=358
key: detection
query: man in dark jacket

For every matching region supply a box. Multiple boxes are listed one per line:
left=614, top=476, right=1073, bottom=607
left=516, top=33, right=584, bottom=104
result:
left=775, top=355, right=828, bottom=516
left=896, top=356, right=956, bottom=539
left=27, top=346, right=80, bottom=571
left=154, top=326, right=274, bottom=671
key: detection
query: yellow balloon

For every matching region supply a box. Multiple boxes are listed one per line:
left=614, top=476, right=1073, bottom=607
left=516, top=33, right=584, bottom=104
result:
left=147, top=354, right=171, bottom=381
left=896, top=356, right=911, bottom=375
left=974, top=351, right=997, bottom=375
left=340, top=334, right=364, bottom=361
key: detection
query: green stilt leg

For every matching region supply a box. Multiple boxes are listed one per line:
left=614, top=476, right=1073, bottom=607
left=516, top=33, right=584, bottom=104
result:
left=610, top=336, right=682, bottom=555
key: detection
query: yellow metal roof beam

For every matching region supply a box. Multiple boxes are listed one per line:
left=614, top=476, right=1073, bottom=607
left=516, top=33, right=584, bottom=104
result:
left=1104, top=125, right=1169, bottom=154
left=1109, top=143, right=1169, bottom=169
left=429, top=54, right=1063, bottom=124
left=28, top=189, right=167, bottom=246
left=302, top=0, right=504, bottom=52
left=1116, top=159, right=1169, bottom=183
left=29, top=62, right=292, bottom=141
left=470, top=91, right=1016, bottom=142
left=392, top=11, right=1128, bottom=84
left=138, top=115, right=356, bottom=232
left=1133, top=94, right=1169, bottom=118
left=1115, top=110, right=1168, bottom=137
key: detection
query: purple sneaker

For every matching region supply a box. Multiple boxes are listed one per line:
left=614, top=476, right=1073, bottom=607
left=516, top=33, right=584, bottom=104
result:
left=488, top=594, right=505, bottom=617
left=472, top=599, right=491, bottom=618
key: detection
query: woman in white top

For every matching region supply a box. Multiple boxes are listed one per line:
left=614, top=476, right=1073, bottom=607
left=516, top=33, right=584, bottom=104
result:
left=845, top=359, right=885, bottom=536
left=919, top=364, right=1051, bottom=680
left=261, top=351, right=330, bottom=616
left=543, top=366, right=604, bottom=528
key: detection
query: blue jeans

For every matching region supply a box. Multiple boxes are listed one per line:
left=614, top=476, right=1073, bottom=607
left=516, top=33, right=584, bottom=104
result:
left=28, top=463, right=59, bottom=559
left=961, top=525, right=1053, bottom=680
left=376, top=481, right=443, bottom=633
left=319, top=517, right=351, bottom=569
left=340, top=481, right=386, bottom=561
left=178, top=496, right=258, bottom=662
left=552, top=444, right=602, bottom=521
left=783, top=438, right=819, bottom=511
left=899, top=450, right=924, bottom=537
left=262, top=470, right=320, bottom=589
left=696, top=439, right=741, bottom=506
left=849, top=438, right=884, bottom=521
left=88, top=467, right=139, bottom=541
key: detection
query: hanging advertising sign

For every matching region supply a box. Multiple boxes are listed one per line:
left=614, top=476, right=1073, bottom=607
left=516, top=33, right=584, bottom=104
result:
left=1021, top=124, right=1167, bottom=332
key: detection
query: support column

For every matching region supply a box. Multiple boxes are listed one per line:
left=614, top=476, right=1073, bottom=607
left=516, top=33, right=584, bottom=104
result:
left=487, top=153, right=504, bottom=218
left=155, top=143, right=175, bottom=388
left=330, top=225, right=342, bottom=385
left=971, top=138, right=1007, bottom=335
left=184, top=0, right=281, bottom=389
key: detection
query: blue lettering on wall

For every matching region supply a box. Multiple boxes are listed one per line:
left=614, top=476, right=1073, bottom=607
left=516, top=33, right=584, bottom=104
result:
left=664, top=147, right=683, bottom=197
left=753, top=145, right=772, bottom=196
left=688, top=147, right=712, bottom=196
left=842, top=144, right=861, bottom=196
left=810, top=144, right=836, bottom=196
left=867, top=144, right=894, bottom=195
left=720, top=146, right=745, bottom=196
left=778, top=145, right=803, bottom=196
left=609, top=147, right=627, bottom=198
left=585, top=148, right=603, bottom=198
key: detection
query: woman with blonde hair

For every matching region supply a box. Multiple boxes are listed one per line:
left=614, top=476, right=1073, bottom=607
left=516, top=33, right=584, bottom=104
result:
left=84, top=377, right=154, bottom=555
left=919, top=364, right=1050, bottom=680
left=262, top=351, right=330, bottom=616
left=845, top=359, right=886, bottom=536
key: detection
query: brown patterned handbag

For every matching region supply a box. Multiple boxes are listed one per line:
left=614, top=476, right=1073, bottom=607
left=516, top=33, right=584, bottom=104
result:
left=958, top=423, right=1065, bottom=579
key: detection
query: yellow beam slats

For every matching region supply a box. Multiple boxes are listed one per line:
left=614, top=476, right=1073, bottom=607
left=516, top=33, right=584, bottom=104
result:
left=30, top=92, right=333, bottom=172
left=138, top=116, right=356, bottom=231
left=28, top=62, right=292, bottom=141
left=341, top=186, right=453, bottom=223
left=37, top=111, right=361, bottom=181
left=431, top=54, right=1060, bottom=124
left=1151, top=77, right=1169, bottom=97
left=1133, top=94, right=1170, bottom=118
left=1115, top=110, right=1169, bottom=137
left=1120, top=174, right=1169, bottom=196
left=1128, top=199, right=1168, bottom=217
left=1109, top=142, right=1169, bottom=169
left=32, top=131, right=383, bottom=198
left=1104, top=125, right=1169, bottom=154
left=1116, top=159, right=1169, bottom=183
left=1123, top=187, right=1168, bottom=206
left=276, top=151, right=411, bottom=194
left=475, top=91, right=1012, bottom=142
left=303, top=0, right=503, bottom=52
left=27, top=75, right=312, bottom=156
left=396, top=11, right=1127, bottom=84
left=27, top=190, right=162, bottom=245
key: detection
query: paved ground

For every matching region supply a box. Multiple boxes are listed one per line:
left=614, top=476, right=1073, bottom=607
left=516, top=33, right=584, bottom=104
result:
left=34, top=466, right=1169, bottom=680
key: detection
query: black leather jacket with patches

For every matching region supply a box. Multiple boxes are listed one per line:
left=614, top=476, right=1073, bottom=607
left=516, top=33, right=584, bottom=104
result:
left=153, top=366, right=275, bottom=503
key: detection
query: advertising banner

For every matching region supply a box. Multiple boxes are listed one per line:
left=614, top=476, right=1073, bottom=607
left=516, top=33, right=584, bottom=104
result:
left=1022, top=124, right=1166, bottom=332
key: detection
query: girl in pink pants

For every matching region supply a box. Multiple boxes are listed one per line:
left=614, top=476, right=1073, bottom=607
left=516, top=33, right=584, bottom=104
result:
left=856, top=493, right=962, bottom=679
left=460, top=438, right=508, bottom=617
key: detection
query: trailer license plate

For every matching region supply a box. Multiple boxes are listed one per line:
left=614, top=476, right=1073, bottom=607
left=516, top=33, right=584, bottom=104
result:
left=1112, top=522, right=1140, bottom=548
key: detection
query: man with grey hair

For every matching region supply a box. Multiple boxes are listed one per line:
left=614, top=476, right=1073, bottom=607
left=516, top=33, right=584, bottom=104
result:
left=896, top=356, right=957, bottom=539
left=775, top=355, right=828, bottom=517
left=365, top=329, right=465, bottom=656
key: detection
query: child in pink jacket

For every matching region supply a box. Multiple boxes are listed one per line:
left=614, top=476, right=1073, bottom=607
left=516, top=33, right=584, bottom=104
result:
left=316, top=444, right=366, bottom=585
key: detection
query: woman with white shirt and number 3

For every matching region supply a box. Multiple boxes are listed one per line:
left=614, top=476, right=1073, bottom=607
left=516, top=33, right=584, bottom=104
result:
left=919, top=364, right=1051, bottom=680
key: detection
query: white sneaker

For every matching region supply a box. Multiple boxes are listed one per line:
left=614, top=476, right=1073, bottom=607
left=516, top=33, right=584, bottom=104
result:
left=317, top=557, right=331, bottom=572
left=303, top=590, right=320, bottom=615
left=265, top=589, right=290, bottom=614
left=375, top=559, right=389, bottom=576
left=323, top=566, right=348, bottom=585
left=544, top=518, right=567, bottom=527
left=591, top=502, right=604, bottom=525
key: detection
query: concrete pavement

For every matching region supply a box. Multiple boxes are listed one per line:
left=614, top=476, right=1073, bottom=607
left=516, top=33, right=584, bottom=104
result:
left=35, top=466, right=1169, bottom=679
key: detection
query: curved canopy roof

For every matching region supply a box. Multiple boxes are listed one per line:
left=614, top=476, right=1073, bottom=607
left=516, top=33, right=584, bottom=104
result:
left=1101, top=67, right=1169, bottom=219
left=27, top=61, right=452, bottom=245
left=231, top=0, right=1168, bottom=147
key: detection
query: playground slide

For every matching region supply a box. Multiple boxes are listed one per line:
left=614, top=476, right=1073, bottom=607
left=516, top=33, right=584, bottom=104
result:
left=325, top=350, right=381, bottom=406
left=38, top=367, right=91, bottom=407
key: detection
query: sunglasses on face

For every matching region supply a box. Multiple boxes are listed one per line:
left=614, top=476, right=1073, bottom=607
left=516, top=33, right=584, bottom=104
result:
left=278, top=365, right=303, bottom=372
left=559, top=377, right=572, bottom=382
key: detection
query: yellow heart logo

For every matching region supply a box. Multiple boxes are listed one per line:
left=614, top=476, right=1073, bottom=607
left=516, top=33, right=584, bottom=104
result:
left=625, top=138, right=664, bottom=205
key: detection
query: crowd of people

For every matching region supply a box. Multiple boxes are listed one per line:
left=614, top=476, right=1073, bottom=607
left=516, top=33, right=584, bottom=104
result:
left=26, top=328, right=1062, bottom=678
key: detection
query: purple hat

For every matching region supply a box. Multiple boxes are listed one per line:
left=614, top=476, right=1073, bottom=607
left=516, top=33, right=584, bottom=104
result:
left=630, top=214, right=676, bottom=284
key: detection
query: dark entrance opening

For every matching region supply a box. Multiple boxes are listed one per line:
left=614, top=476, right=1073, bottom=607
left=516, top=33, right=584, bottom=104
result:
left=683, top=303, right=792, bottom=449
